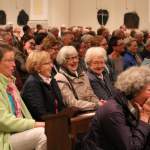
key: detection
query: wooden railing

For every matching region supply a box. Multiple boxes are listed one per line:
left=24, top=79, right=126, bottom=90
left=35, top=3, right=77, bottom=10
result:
left=44, top=108, right=95, bottom=150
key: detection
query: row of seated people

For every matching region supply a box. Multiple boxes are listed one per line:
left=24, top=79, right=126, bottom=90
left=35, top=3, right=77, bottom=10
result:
left=1, top=42, right=150, bottom=150
left=1, top=24, right=150, bottom=91
left=21, top=45, right=114, bottom=121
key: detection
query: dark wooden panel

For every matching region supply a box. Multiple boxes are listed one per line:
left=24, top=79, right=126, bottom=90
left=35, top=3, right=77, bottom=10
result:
left=45, top=108, right=95, bottom=150
left=45, top=114, right=71, bottom=150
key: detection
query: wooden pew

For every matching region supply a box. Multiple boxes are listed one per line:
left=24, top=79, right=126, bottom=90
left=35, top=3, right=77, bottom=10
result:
left=44, top=108, right=95, bottom=150
left=70, top=112, right=95, bottom=146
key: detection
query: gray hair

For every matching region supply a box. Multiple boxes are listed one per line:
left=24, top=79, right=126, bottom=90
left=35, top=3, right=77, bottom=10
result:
left=56, top=46, right=78, bottom=65
left=84, top=47, right=107, bottom=66
left=115, top=66, right=150, bottom=97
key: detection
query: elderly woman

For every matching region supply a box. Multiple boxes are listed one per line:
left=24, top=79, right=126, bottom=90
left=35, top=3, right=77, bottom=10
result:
left=0, top=44, right=46, bottom=150
left=55, top=46, right=101, bottom=111
left=83, top=66, right=150, bottom=150
left=21, top=50, right=64, bottom=121
left=85, top=47, right=114, bottom=100
left=123, top=37, right=142, bottom=70
left=93, top=35, right=116, bottom=82
left=140, top=38, right=150, bottom=60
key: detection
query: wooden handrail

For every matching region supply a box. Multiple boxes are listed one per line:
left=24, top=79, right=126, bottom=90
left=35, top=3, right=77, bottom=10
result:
left=44, top=108, right=95, bottom=150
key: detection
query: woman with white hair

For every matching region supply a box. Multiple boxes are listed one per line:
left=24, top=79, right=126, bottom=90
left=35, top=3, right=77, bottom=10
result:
left=55, top=46, right=101, bottom=110
left=85, top=47, right=114, bottom=100
left=83, top=66, right=150, bottom=150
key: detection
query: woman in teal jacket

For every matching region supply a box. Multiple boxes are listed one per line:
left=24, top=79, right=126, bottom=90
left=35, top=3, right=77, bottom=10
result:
left=0, top=43, right=47, bottom=150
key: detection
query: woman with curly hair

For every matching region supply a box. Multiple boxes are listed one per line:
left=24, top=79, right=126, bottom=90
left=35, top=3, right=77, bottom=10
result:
left=83, top=66, right=150, bottom=150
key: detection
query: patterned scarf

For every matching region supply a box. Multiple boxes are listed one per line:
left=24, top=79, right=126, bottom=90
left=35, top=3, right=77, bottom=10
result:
left=6, top=81, right=22, bottom=117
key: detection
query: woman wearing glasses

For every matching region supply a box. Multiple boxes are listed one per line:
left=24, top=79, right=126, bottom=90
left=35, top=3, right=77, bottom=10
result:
left=55, top=46, right=102, bottom=111
left=0, top=44, right=46, bottom=150
left=21, top=50, right=64, bottom=121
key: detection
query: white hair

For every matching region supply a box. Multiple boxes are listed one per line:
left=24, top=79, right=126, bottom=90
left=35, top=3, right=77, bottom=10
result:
left=56, top=46, right=78, bottom=65
left=84, top=47, right=107, bottom=65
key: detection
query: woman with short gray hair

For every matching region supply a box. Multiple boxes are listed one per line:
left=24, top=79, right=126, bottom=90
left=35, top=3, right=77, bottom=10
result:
left=55, top=46, right=102, bottom=110
left=56, top=45, right=78, bottom=65
left=83, top=66, right=150, bottom=150
left=84, top=47, right=107, bottom=64
left=85, top=47, right=114, bottom=100
left=115, top=66, right=150, bottom=100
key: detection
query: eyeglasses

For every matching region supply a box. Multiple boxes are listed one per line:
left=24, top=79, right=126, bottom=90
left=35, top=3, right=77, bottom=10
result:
left=66, top=56, right=79, bottom=61
left=2, top=58, right=15, bottom=63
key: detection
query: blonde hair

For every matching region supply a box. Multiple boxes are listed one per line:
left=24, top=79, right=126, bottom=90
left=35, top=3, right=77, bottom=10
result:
left=115, top=66, right=150, bottom=97
left=26, top=50, right=50, bottom=73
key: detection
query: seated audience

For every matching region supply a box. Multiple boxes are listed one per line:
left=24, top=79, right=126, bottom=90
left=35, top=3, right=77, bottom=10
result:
left=76, top=41, right=88, bottom=72
left=134, top=31, right=145, bottom=53
left=15, top=37, right=35, bottom=90
left=140, top=38, right=150, bottom=60
left=92, top=35, right=116, bottom=82
left=0, top=44, right=46, bottom=150
left=83, top=66, right=150, bottom=150
left=97, top=27, right=110, bottom=42
left=61, top=31, right=74, bottom=46
left=108, top=37, right=125, bottom=76
left=85, top=47, right=114, bottom=100
left=123, top=37, right=142, bottom=69
left=55, top=46, right=102, bottom=110
left=21, top=50, right=64, bottom=121
left=41, top=35, right=62, bottom=76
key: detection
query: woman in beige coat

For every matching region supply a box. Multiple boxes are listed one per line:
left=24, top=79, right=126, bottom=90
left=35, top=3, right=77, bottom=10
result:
left=55, top=46, right=102, bottom=111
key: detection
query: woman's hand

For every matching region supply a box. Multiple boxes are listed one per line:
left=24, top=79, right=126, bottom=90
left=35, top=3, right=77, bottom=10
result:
left=34, top=122, right=45, bottom=128
left=143, top=98, right=150, bottom=116
left=135, top=101, right=150, bottom=123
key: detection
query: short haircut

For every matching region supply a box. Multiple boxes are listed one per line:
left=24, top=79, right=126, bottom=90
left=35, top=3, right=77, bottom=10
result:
left=124, top=37, right=136, bottom=48
left=0, top=43, right=14, bottom=61
left=56, top=46, right=78, bottom=65
left=41, top=35, right=61, bottom=50
left=84, top=47, right=107, bottom=66
left=145, top=38, right=150, bottom=47
left=23, top=25, right=30, bottom=33
left=92, top=35, right=106, bottom=46
left=26, top=50, right=50, bottom=73
left=115, top=66, right=150, bottom=98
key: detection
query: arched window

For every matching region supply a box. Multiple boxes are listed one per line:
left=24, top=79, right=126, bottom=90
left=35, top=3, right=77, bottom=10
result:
left=17, top=9, right=29, bottom=26
left=0, top=10, right=6, bottom=25
left=124, top=12, right=139, bottom=29
left=97, top=9, right=109, bottom=26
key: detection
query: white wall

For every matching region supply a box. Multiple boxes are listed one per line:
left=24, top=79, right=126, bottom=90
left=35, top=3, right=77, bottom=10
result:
left=48, top=0, right=70, bottom=27
left=0, top=0, right=149, bottom=32
left=70, top=0, right=149, bottom=31
left=0, top=0, right=30, bottom=25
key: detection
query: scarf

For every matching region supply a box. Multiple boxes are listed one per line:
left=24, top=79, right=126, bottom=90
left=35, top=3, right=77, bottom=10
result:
left=6, top=81, right=22, bottom=117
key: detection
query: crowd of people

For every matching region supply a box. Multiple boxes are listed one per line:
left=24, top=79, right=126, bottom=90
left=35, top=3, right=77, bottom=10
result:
left=0, top=23, right=150, bottom=150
